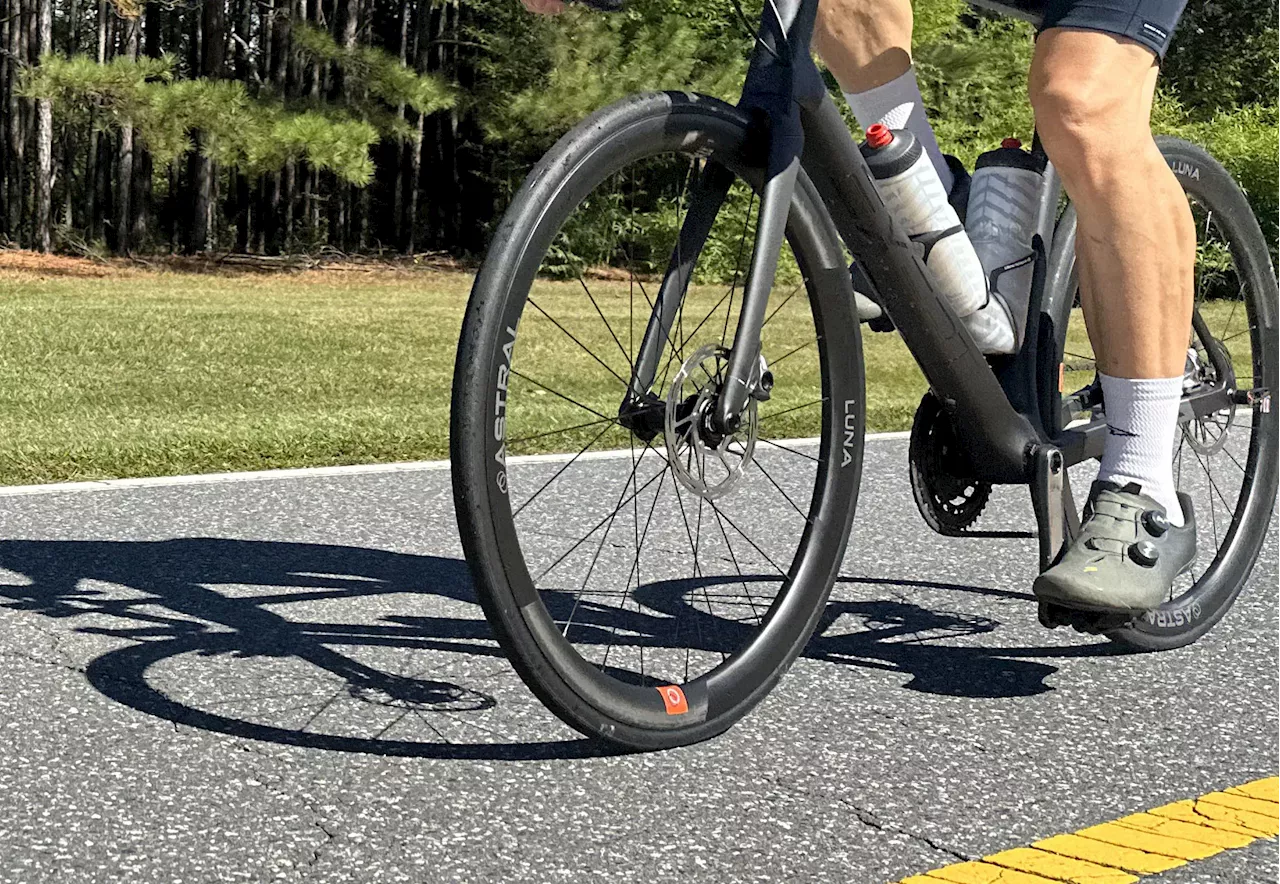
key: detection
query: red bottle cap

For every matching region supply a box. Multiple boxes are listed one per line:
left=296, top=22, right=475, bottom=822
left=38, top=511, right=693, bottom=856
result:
left=1001, top=137, right=1023, bottom=149
left=865, top=124, right=893, bottom=149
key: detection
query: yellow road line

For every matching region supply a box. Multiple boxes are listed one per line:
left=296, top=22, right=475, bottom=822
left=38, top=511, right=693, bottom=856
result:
left=894, top=776, right=1279, bottom=884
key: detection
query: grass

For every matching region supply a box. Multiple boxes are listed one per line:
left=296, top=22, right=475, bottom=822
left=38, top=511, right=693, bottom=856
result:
left=0, top=261, right=925, bottom=485
left=0, top=256, right=1252, bottom=486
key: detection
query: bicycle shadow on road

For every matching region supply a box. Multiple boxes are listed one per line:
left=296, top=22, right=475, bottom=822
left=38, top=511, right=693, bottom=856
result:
left=809, top=578, right=1120, bottom=698
left=0, top=538, right=1118, bottom=759
left=0, top=537, right=614, bottom=761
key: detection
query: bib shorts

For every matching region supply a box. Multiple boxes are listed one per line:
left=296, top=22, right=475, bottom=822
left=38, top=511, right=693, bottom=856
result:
left=1040, top=0, right=1190, bottom=59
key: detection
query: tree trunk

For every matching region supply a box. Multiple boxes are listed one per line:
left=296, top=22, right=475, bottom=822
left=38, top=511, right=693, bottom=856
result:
left=115, top=15, right=139, bottom=254
left=282, top=159, right=295, bottom=246
left=189, top=0, right=227, bottom=253
left=67, top=0, right=79, bottom=52
left=0, top=0, right=13, bottom=239
left=130, top=144, right=151, bottom=250
left=6, top=0, right=27, bottom=240
left=234, top=173, right=251, bottom=252
left=392, top=0, right=412, bottom=250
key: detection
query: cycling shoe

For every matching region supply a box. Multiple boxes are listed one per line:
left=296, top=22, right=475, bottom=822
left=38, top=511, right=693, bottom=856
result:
left=1033, top=481, right=1196, bottom=613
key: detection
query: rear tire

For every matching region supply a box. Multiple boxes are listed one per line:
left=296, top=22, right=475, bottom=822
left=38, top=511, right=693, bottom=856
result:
left=1050, top=137, right=1278, bottom=651
left=451, top=92, right=866, bottom=749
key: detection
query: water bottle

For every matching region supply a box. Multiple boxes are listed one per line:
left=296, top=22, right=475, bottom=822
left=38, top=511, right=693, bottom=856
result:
left=860, top=124, right=1016, bottom=355
left=965, top=138, right=1046, bottom=351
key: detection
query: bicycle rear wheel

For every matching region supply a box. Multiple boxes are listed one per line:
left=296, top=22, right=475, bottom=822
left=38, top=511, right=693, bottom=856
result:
left=1052, top=137, right=1278, bottom=650
left=451, top=92, right=865, bottom=749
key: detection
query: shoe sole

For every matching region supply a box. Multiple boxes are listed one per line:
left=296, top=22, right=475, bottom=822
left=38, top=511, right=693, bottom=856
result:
left=1032, top=564, right=1194, bottom=616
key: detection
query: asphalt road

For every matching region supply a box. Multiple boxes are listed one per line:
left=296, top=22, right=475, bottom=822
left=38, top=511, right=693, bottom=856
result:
left=0, top=436, right=1275, bottom=883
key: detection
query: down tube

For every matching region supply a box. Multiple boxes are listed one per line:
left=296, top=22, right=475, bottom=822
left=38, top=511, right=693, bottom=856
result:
left=798, top=95, right=1041, bottom=484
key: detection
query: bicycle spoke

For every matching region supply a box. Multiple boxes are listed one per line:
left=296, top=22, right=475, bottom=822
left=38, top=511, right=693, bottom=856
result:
left=1217, top=438, right=1249, bottom=475
left=1218, top=325, right=1256, bottom=345
left=707, top=499, right=789, bottom=577
left=528, top=297, right=630, bottom=390
left=578, top=277, right=632, bottom=370
left=769, top=337, right=818, bottom=369
left=758, top=398, right=826, bottom=425
left=513, top=422, right=618, bottom=518
left=756, top=436, right=820, bottom=463
left=509, top=369, right=614, bottom=422
left=667, top=477, right=718, bottom=666
left=760, top=281, right=804, bottom=332
left=709, top=502, right=765, bottom=624
left=534, top=446, right=665, bottom=583
left=558, top=450, right=660, bottom=640
left=507, top=415, right=620, bottom=448
left=751, top=456, right=813, bottom=524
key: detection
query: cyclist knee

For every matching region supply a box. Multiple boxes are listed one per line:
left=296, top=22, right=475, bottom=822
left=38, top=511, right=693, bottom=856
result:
left=1030, top=79, right=1152, bottom=185
left=1029, top=32, right=1158, bottom=187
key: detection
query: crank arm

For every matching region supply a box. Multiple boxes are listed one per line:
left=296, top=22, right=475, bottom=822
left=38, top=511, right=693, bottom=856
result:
left=1031, top=445, right=1076, bottom=571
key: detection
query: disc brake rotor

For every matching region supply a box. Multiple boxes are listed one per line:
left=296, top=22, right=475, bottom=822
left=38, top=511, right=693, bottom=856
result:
left=1183, top=343, right=1236, bottom=456
left=664, top=345, right=757, bottom=501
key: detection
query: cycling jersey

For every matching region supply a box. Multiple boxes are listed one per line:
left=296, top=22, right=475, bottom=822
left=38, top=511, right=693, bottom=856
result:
left=1042, top=0, right=1188, bottom=58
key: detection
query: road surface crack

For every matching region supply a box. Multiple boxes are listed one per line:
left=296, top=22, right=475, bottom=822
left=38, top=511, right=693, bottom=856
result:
left=829, top=796, right=971, bottom=862
left=301, top=816, right=339, bottom=874
left=756, top=768, right=971, bottom=862
left=0, top=647, right=83, bottom=675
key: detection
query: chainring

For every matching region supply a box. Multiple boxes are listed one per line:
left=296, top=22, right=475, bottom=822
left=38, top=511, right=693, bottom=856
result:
left=908, top=393, right=992, bottom=536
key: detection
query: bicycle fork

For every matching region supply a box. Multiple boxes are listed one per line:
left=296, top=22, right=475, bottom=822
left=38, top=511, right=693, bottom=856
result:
left=624, top=67, right=807, bottom=440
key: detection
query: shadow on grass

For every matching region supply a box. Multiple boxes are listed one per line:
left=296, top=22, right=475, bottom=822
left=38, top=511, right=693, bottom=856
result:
left=0, top=538, right=1115, bottom=759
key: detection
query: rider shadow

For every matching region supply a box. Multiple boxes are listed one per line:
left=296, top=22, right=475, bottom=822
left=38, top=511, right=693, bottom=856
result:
left=0, top=538, right=1118, bottom=758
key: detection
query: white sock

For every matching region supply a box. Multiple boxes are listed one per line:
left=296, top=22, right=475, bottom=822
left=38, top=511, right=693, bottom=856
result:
left=1096, top=372, right=1186, bottom=526
left=843, top=67, right=954, bottom=193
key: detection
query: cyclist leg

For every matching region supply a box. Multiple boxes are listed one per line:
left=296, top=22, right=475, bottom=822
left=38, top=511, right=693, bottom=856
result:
left=815, top=0, right=957, bottom=192
left=1029, top=17, right=1199, bottom=611
left=813, top=0, right=912, bottom=92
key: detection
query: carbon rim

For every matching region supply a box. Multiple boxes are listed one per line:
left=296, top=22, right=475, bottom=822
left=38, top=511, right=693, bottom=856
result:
left=471, top=105, right=860, bottom=731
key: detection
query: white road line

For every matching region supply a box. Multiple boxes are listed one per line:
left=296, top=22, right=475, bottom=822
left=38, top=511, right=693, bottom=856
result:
left=0, top=431, right=913, bottom=498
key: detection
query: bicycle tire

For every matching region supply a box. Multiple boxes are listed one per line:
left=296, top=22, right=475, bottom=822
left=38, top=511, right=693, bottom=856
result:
left=1049, top=137, right=1278, bottom=651
left=451, top=91, right=866, bottom=750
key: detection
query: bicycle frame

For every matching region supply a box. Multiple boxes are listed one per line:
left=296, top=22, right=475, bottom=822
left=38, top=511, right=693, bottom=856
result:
left=627, top=0, right=1042, bottom=480
left=623, top=0, right=1237, bottom=564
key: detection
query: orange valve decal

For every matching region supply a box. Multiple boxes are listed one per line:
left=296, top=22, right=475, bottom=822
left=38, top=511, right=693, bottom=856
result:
left=658, top=685, right=689, bottom=715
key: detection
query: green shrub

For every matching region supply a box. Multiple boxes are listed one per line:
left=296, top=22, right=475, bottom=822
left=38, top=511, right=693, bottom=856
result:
left=1156, top=100, right=1279, bottom=264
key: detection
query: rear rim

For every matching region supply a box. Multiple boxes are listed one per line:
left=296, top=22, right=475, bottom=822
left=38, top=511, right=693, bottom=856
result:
left=466, top=102, right=862, bottom=738
left=1057, top=155, right=1277, bottom=638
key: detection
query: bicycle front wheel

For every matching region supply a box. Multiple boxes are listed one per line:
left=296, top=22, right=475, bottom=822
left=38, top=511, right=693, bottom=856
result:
left=451, top=92, right=865, bottom=750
